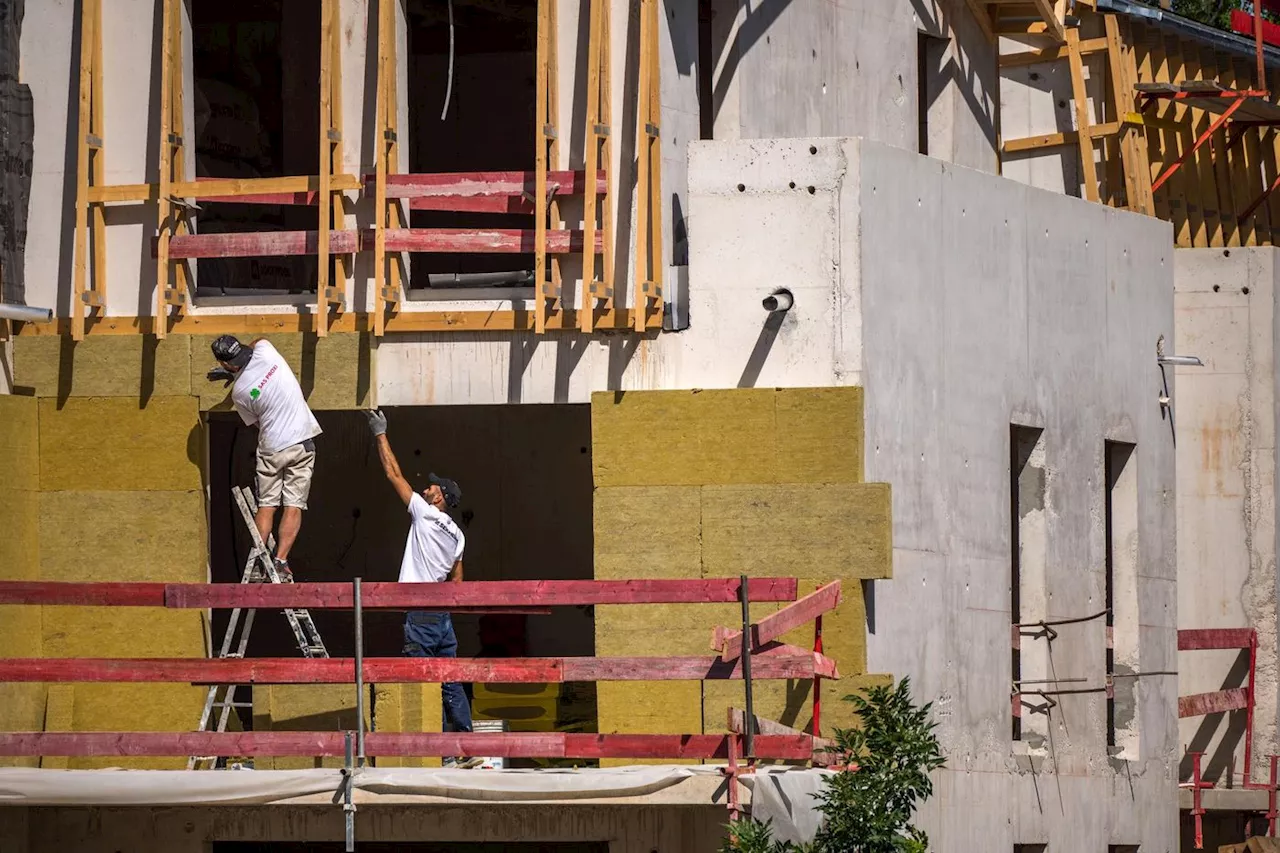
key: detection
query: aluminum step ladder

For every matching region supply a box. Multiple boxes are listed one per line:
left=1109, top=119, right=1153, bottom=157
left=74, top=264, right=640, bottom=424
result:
left=189, top=485, right=330, bottom=770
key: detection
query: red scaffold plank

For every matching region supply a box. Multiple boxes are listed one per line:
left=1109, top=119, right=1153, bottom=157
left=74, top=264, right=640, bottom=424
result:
left=0, top=650, right=835, bottom=684
left=1179, top=688, right=1251, bottom=718
left=1178, top=628, right=1256, bottom=651
left=166, top=230, right=359, bottom=259
left=0, top=582, right=168, bottom=606
left=0, top=732, right=816, bottom=760
left=1231, top=9, right=1280, bottom=47
left=381, top=228, right=600, bottom=254
left=714, top=581, right=842, bottom=660
left=161, top=579, right=799, bottom=609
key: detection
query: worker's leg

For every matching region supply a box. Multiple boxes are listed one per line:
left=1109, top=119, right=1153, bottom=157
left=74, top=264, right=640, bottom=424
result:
left=437, top=615, right=473, bottom=733
left=254, top=505, right=277, bottom=551
left=276, top=439, right=316, bottom=567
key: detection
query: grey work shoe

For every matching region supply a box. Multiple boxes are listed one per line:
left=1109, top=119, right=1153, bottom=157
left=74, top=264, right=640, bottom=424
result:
left=273, top=558, right=294, bottom=583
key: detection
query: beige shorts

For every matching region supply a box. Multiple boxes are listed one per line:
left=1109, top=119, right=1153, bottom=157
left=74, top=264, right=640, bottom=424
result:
left=256, top=439, right=316, bottom=509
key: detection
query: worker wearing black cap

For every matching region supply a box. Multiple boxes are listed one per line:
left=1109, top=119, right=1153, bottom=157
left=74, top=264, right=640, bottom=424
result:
left=208, top=335, right=321, bottom=581
left=365, top=408, right=479, bottom=768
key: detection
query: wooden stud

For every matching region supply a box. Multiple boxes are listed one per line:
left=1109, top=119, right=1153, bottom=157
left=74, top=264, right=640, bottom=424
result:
left=317, top=0, right=334, bottom=336
left=1000, top=38, right=1109, bottom=68
left=634, top=0, right=663, bottom=333
left=1066, top=28, right=1101, bottom=203
left=1202, top=49, right=1239, bottom=248
left=1225, top=58, right=1261, bottom=247
left=580, top=0, right=606, bottom=333
left=1030, top=0, right=1066, bottom=44
left=534, top=0, right=551, bottom=333
left=89, top=0, right=106, bottom=321
left=1168, top=35, right=1210, bottom=247
left=72, top=0, right=97, bottom=341
left=1109, top=15, right=1155, bottom=216
left=329, top=0, right=350, bottom=312
left=154, top=0, right=174, bottom=339
left=712, top=581, right=843, bottom=661
left=547, top=0, right=563, bottom=316
left=965, top=0, right=996, bottom=42
left=169, top=1, right=189, bottom=312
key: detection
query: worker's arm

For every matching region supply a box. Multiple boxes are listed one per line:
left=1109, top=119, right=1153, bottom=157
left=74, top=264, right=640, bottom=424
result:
left=448, top=559, right=464, bottom=583
left=366, top=411, right=415, bottom=506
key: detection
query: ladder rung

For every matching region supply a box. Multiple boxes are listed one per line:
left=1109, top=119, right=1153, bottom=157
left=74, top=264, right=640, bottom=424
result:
left=213, top=702, right=253, bottom=709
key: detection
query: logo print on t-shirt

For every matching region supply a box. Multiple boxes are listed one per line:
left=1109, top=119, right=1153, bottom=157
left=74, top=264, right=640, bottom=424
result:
left=250, top=388, right=261, bottom=400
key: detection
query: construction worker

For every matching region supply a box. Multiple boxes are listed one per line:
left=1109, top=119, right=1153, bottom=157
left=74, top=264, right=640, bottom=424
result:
left=208, top=335, right=321, bottom=582
left=364, top=408, right=480, bottom=768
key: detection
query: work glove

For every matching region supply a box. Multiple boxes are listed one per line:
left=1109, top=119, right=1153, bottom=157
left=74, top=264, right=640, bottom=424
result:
left=206, top=366, right=234, bottom=388
left=365, top=408, right=388, bottom=437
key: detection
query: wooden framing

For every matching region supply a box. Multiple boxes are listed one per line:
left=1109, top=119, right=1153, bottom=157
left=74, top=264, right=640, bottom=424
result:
left=712, top=581, right=843, bottom=661
left=580, top=0, right=614, bottom=333
left=0, top=578, right=799, bottom=607
left=373, top=0, right=404, bottom=337
left=533, top=0, right=564, bottom=334
left=55, top=0, right=660, bottom=339
left=0, top=649, right=838, bottom=684
left=316, top=0, right=348, bottom=336
left=72, top=0, right=106, bottom=342
left=634, top=0, right=663, bottom=332
left=0, top=731, right=818, bottom=760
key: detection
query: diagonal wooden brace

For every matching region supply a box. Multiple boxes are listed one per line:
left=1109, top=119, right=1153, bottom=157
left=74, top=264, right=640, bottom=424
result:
left=713, top=581, right=843, bottom=662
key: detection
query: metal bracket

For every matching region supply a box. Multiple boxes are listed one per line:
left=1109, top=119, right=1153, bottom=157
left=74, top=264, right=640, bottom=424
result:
left=645, top=123, right=660, bottom=138
left=85, top=134, right=104, bottom=149
left=592, top=123, right=611, bottom=137
left=167, top=132, right=184, bottom=147
left=327, top=129, right=343, bottom=143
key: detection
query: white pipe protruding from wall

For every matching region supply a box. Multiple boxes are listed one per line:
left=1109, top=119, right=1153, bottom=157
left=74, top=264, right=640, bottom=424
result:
left=0, top=303, right=53, bottom=323
left=762, top=288, right=793, bottom=313
left=1156, top=355, right=1204, bottom=367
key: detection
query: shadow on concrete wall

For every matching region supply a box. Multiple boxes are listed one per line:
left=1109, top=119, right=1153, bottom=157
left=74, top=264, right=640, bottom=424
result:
left=1179, top=649, right=1251, bottom=784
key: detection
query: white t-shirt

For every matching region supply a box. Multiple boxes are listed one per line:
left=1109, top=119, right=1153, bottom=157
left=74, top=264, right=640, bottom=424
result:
left=231, top=341, right=322, bottom=453
left=400, top=493, right=465, bottom=583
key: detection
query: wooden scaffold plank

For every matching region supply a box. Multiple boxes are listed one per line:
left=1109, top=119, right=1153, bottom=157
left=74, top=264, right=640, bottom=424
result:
left=1067, top=28, right=1102, bottom=203
left=580, top=0, right=614, bottom=332
left=634, top=0, right=663, bottom=332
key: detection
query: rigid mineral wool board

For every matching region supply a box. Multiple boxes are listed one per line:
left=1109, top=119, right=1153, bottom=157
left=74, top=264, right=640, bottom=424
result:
left=700, top=483, right=892, bottom=580
left=40, top=606, right=204, bottom=658
left=594, top=602, right=741, bottom=656
left=593, top=486, right=702, bottom=579
left=191, top=333, right=370, bottom=411
left=38, top=396, right=202, bottom=492
left=39, top=491, right=205, bottom=582
left=13, top=335, right=192, bottom=398
left=774, top=387, right=865, bottom=484
left=0, top=394, right=38, bottom=488
left=373, top=683, right=444, bottom=768
left=253, top=685, right=372, bottom=770
left=66, top=682, right=205, bottom=770
left=0, top=489, right=38, bottom=581
left=704, top=672, right=893, bottom=736
left=597, top=681, right=703, bottom=767
left=591, top=389, right=780, bottom=487
left=0, top=603, right=42, bottom=768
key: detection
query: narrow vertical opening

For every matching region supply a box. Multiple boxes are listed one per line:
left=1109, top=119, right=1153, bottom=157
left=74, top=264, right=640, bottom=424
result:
left=698, top=0, right=715, bottom=140
left=1014, top=845, right=1048, bottom=853
left=1106, top=440, right=1139, bottom=758
left=1109, top=846, right=1140, bottom=853
left=1012, top=425, right=1047, bottom=748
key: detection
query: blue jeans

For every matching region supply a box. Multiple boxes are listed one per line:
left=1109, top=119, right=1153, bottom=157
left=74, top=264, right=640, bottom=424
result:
left=403, top=611, right=473, bottom=733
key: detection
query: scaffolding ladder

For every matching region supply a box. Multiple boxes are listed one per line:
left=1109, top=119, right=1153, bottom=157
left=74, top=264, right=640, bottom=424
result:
left=188, top=485, right=330, bottom=770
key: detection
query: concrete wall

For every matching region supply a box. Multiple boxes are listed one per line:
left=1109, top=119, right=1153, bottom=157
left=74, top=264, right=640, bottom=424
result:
left=658, top=137, right=1175, bottom=850
left=1174, top=247, right=1280, bottom=787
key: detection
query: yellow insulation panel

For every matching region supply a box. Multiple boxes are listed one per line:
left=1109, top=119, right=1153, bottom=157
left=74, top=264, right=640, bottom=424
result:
left=593, top=486, right=702, bottom=579
left=700, top=484, right=892, bottom=580
left=597, top=681, right=703, bottom=767
left=38, top=396, right=203, bottom=492
left=253, top=685, right=372, bottom=770
left=13, top=335, right=192, bottom=399
left=591, top=389, right=780, bottom=486
left=774, top=387, right=865, bottom=484
left=191, top=333, right=371, bottom=411
left=39, top=491, right=207, bottom=582
left=0, top=394, right=39, bottom=488
left=373, top=683, right=443, bottom=768
left=0, top=488, right=39, bottom=582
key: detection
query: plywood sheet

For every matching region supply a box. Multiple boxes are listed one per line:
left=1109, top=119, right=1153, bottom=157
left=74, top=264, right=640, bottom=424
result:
left=38, top=490, right=206, bottom=582
left=591, top=389, right=779, bottom=486
left=13, top=335, right=192, bottom=399
left=774, top=387, right=864, bottom=483
left=0, top=394, right=38, bottom=488
left=701, top=484, right=892, bottom=579
left=593, top=486, right=702, bottom=579
left=38, top=396, right=202, bottom=492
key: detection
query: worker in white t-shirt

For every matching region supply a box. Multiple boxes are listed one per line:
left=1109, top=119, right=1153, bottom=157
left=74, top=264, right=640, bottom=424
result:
left=208, top=335, right=322, bottom=582
left=365, top=408, right=481, bottom=769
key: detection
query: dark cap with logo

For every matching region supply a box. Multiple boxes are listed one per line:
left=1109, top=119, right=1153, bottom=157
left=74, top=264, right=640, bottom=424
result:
left=211, top=335, right=253, bottom=369
left=429, top=473, right=462, bottom=508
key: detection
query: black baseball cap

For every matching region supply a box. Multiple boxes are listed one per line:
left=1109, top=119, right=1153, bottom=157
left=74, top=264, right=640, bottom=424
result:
left=211, top=335, right=253, bottom=369
left=429, top=473, right=462, bottom=508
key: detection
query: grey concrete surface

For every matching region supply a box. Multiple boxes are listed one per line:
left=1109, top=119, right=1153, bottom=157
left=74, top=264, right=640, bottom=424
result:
left=1175, top=248, right=1280, bottom=790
